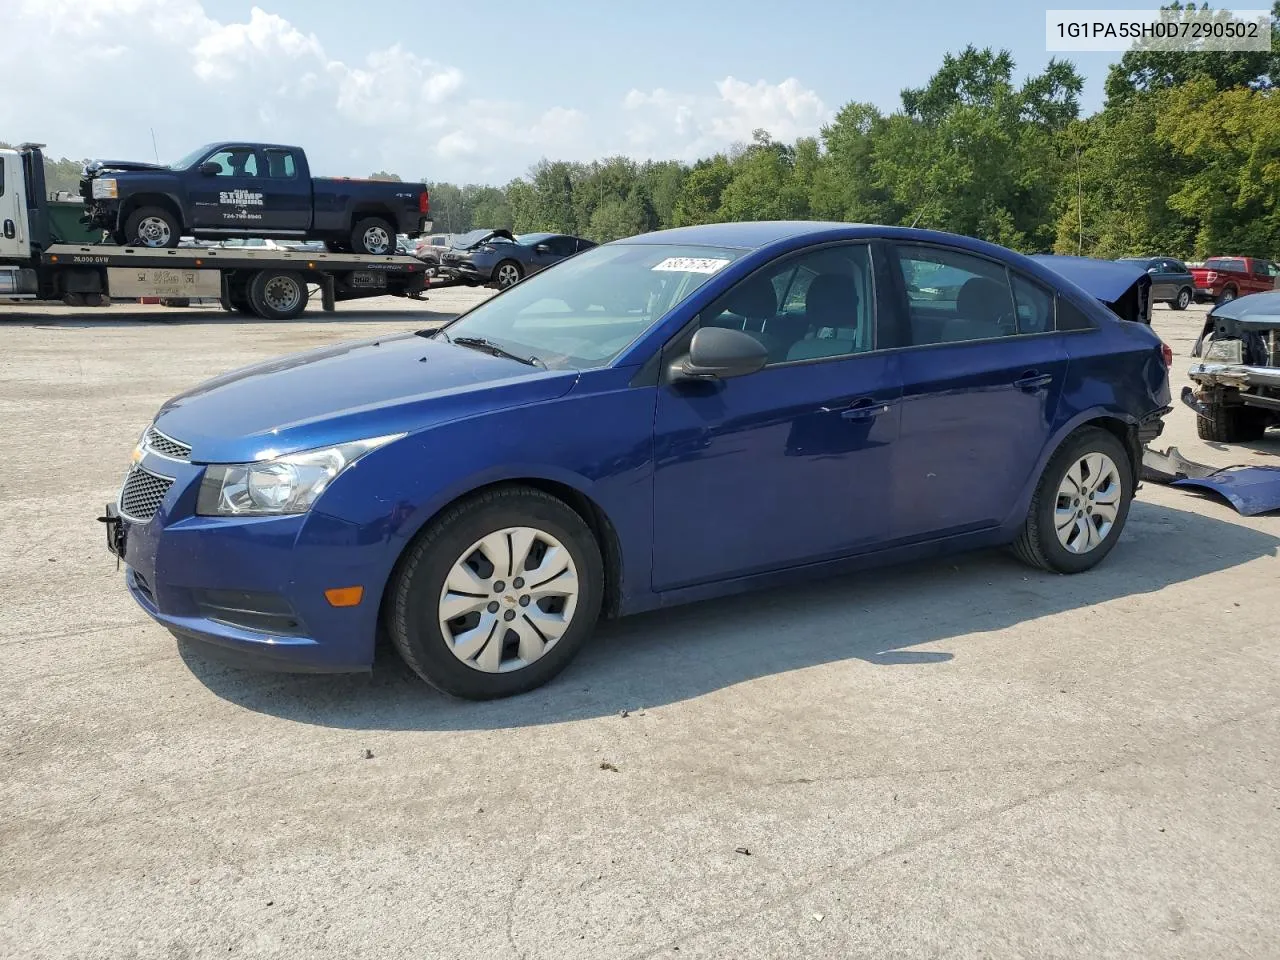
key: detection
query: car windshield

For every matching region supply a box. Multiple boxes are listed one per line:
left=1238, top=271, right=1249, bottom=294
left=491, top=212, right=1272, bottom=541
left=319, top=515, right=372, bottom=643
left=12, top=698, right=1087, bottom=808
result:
left=424, top=243, right=745, bottom=370
left=168, top=144, right=216, bottom=171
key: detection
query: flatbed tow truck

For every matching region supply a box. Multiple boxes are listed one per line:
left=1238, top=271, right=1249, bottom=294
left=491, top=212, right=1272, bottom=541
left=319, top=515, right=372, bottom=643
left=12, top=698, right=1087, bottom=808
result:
left=1, top=143, right=457, bottom=319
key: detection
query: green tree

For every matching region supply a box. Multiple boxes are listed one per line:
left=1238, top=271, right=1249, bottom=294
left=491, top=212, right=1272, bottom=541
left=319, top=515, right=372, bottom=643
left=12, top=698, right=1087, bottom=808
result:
left=466, top=185, right=514, bottom=231
left=672, top=155, right=734, bottom=226
left=369, top=171, right=402, bottom=181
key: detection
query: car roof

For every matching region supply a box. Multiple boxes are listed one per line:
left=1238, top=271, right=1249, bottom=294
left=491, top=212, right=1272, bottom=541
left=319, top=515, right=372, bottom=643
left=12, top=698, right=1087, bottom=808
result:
left=619, top=220, right=875, bottom=249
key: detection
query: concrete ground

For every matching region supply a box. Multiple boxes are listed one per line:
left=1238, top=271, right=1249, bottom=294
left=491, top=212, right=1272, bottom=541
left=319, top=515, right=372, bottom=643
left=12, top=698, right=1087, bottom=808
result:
left=1, top=294, right=1277, bottom=960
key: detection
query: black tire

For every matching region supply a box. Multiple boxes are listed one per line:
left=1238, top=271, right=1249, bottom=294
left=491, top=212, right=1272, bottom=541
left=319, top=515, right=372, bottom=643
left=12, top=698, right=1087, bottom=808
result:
left=386, top=486, right=604, bottom=700
left=493, top=259, right=523, bottom=289
left=324, top=240, right=349, bottom=254
left=226, top=289, right=255, bottom=316
left=247, top=270, right=308, bottom=321
left=1218, top=285, right=1238, bottom=304
left=1013, top=426, right=1134, bottom=574
left=124, top=206, right=180, bottom=248
left=1194, top=387, right=1268, bottom=442
left=1171, top=287, right=1192, bottom=310
left=350, top=217, right=395, bottom=255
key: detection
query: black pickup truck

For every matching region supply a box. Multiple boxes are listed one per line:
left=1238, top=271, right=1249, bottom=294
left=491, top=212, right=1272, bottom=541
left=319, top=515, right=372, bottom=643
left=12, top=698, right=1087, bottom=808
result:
left=81, top=142, right=430, bottom=254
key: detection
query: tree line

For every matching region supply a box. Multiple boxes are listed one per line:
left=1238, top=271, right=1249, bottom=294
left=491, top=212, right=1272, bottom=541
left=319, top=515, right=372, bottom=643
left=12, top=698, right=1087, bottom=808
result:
left=21, top=2, right=1280, bottom=260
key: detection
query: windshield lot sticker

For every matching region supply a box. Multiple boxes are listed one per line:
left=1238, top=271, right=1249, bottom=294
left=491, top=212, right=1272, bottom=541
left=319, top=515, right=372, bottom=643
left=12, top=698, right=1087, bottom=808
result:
left=652, top=257, right=731, bottom=274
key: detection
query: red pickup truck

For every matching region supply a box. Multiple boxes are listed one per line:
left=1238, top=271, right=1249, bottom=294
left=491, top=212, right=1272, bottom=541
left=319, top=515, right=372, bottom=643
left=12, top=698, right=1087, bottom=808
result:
left=1191, top=256, right=1280, bottom=303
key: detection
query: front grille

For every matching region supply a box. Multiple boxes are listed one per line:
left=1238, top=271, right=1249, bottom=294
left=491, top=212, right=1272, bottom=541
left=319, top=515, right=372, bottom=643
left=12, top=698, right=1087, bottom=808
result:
left=144, top=426, right=191, bottom=460
left=119, top=465, right=174, bottom=522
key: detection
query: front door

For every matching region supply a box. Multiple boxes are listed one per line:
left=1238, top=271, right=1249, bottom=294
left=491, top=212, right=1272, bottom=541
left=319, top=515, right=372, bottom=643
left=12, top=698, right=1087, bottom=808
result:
left=0, top=152, right=28, bottom=260
left=651, top=242, right=901, bottom=590
left=887, top=243, right=1069, bottom=542
left=188, top=146, right=263, bottom=232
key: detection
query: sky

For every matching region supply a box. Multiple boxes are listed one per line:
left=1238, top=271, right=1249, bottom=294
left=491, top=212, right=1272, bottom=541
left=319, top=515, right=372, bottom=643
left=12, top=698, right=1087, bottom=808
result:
left=3, top=0, right=1128, bottom=184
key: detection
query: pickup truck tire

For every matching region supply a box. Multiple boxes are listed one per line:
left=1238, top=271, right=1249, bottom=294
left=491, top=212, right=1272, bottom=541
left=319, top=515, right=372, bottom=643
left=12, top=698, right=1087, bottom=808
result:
left=1218, top=285, right=1238, bottom=304
left=124, top=206, right=180, bottom=249
left=1013, top=426, right=1133, bottom=575
left=351, top=217, right=394, bottom=255
left=247, top=270, right=308, bottom=321
left=1194, top=387, right=1268, bottom=442
left=1172, top=287, right=1192, bottom=310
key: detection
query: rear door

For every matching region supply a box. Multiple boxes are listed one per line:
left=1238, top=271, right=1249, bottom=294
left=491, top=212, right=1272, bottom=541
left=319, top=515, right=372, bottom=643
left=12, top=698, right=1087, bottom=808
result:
left=887, top=243, right=1069, bottom=543
left=258, top=148, right=310, bottom=233
left=1148, top=259, right=1176, bottom=300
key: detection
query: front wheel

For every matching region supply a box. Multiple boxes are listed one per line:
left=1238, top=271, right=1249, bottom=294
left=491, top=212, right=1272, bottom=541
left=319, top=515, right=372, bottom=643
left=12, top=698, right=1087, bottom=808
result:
left=124, top=206, right=180, bottom=248
left=386, top=486, right=604, bottom=700
left=1013, top=427, right=1133, bottom=574
left=493, top=259, right=523, bottom=289
left=1194, top=387, right=1268, bottom=442
left=351, top=217, right=394, bottom=255
left=1172, top=287, right=1192, bottom=310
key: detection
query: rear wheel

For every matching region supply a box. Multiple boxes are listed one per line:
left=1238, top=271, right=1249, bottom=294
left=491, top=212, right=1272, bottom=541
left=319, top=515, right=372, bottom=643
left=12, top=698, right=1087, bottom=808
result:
left=247, top=270, right=308, bottom=321
left=124, top=206, right=180, bottom=248
left=386, top=486, right=603, bottom=700
left=1013, top=427, right=1133, bottom=574
left=1172, top=287, right=1192, bottom=310
left=1194, top=387, right=1268, bottom=442
left=351, top=217, right=394, bottom=255
left=1218, top=285, right=1238, bottom=304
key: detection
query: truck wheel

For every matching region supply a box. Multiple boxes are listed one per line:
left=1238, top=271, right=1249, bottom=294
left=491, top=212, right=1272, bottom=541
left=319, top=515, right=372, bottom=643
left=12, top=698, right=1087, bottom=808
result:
left=493, top=260, right=523, bottom=289
left=1218, top=285, right=1238, bottom=304
left=124, top=207, right=180, bottom=248
left=351, top=218, right=394, bottom=255
left=247, top=270, right=308, bottom=321
left=225, top=289, right=255, bottom=316
left=1195, top=387, right=1268, bottom=442
left=1172, top=287, right=1192, bottom=310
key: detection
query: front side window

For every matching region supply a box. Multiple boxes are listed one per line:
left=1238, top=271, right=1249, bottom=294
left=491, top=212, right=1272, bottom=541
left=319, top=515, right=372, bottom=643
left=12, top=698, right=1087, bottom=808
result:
left=429, top=242, right=745, bottom=370
left=699, top=243, right=874, bottom=364
left=205, top=149, right=258, bottom=177
left=896, top=245, right=1017, bottom=345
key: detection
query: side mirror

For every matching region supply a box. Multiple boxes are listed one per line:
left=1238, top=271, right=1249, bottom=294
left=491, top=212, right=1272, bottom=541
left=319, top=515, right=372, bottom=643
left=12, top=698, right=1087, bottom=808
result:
left=670, top=327, right=768, bottom=382
left=1147, top=266, right=1159, bottom=274
left=198, top=162, right=221, bottom=176
left=534, top=243, right=550, bottom=254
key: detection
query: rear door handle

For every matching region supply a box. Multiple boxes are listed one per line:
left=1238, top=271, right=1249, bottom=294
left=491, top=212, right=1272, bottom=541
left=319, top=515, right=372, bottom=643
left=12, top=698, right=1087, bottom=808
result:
left=821, top=397, right=894, bottom=420
left=2, top=220, right=14, bottom=239
left=1014, top=372, right=1053, bottom=391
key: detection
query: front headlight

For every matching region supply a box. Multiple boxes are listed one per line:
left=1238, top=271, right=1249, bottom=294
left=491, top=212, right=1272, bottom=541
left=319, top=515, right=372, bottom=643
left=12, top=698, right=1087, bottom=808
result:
left=195, top=434, right=403, bottom=517
left=92, top=178, right=118, bottom=200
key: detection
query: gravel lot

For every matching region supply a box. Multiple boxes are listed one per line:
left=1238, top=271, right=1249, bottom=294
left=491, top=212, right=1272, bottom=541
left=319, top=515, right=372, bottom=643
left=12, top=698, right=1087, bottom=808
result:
left=2, top=293, right=1277, bottom=959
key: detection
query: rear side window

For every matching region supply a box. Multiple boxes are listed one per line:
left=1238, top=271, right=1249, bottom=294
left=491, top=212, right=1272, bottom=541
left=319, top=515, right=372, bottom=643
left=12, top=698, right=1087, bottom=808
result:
left=1011, top=274, right=1054, bottom=334
left=263, top=150, right=296, bottom=179
left=1056, top=296, right=1096, bottom=331
left=1166, top=259, right=1187, bottom=272
left=896, top=245, right=1017, bottom=345
left=1204, top=258, right=1245, bottom=272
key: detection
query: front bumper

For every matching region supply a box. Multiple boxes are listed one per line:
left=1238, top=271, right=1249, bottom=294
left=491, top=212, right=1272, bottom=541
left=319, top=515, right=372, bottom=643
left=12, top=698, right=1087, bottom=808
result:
left=110, top=453, right=384, bottom=673
left=1188, top=361, right=1280, bottom=390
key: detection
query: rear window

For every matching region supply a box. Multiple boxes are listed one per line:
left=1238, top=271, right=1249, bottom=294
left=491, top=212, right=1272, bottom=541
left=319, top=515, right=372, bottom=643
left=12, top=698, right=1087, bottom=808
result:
left=1204, top=258, right=1245, bottom=272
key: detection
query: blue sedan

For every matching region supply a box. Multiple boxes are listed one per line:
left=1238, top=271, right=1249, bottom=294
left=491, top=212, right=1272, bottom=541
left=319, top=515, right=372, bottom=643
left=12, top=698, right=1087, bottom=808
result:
left=105, top=222, right=1173, bottom=699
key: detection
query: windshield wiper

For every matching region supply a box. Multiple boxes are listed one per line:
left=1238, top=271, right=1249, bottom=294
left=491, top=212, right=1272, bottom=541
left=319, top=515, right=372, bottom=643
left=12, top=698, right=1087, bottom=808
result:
left=450, top=336, right=545, bottom=368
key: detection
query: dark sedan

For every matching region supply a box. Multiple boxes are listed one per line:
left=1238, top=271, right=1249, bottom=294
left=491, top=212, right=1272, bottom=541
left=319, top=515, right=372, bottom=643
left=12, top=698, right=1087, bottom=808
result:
left=1116, top=257, right=1195, bottom=310
left=440, top=230, right=597, bottom=289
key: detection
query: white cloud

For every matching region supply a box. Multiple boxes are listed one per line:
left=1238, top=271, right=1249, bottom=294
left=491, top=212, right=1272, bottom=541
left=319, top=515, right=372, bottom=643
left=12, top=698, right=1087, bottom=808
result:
left=623, top=76, right=832, bottom=159
left=2, top=1, right=829, bottom=183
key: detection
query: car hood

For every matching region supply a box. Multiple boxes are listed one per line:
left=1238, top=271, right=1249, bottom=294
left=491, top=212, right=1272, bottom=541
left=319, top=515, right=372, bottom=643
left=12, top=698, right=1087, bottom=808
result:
left=152, top=333, right=577, bottom=463
left=450, top=229, right=514, bottom=250
left=84, top=159, right=170, bottom=175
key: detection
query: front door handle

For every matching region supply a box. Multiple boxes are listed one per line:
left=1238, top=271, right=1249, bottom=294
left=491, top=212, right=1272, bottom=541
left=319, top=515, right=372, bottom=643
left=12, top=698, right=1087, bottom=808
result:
left=1014, top=371, right=1053, bottom=391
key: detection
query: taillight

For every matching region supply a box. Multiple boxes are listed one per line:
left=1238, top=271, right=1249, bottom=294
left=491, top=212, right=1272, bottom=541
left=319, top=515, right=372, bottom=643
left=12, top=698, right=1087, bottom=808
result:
left=1161, top=342, right=1173, bottom=368
left=1206, top=271, right=1218, bottom=282
left=418, top=190, right=429, bottom=214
